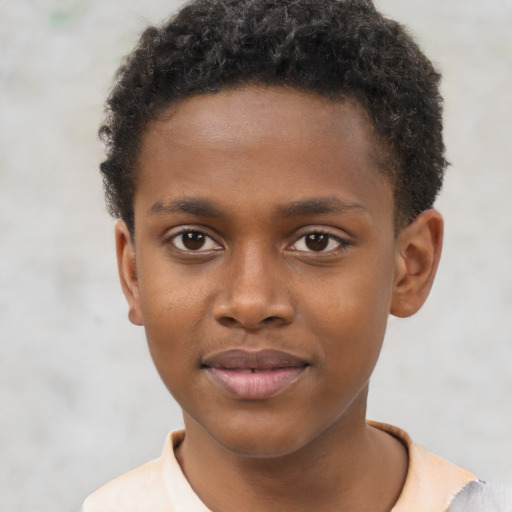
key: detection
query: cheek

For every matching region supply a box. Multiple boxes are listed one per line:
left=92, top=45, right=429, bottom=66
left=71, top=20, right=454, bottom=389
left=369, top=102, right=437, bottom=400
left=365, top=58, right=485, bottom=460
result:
left=309, top=257, right=395, bottom=375
left=309, top=263, right=393, bottom=333
left=138, top=271, right=207, bottom=378
left=139, top=258, right=210, bottom=330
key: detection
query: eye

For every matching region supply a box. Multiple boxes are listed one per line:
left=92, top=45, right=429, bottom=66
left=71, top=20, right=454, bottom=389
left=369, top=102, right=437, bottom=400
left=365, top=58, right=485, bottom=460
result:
left=170, top=230, right=220, bottom=252
left=291, top=232, right=347, bottom=253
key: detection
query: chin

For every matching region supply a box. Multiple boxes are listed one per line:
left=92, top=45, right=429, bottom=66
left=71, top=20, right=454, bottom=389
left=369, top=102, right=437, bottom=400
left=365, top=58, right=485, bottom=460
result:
left=217, top=432, right=309, bottom=459
left=203, top=414, right=319, bottom=459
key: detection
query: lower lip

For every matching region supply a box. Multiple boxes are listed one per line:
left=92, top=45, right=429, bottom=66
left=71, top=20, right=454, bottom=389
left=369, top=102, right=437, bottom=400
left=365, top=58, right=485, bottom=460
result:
left=206, top=367, right=307, bottom=399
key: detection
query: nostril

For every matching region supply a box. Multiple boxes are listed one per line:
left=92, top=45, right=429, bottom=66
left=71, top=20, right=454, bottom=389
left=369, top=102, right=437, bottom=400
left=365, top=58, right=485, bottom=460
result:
left=218, top=317, right=239, bottom=328
left=217, top=315, right=287, bottom=330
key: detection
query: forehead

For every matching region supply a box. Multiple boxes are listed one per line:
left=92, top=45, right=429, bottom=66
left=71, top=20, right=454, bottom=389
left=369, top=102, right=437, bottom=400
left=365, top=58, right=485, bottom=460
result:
left=135, top=86, right=392, bottom=221
left=143, top=86, right=385, bottom=165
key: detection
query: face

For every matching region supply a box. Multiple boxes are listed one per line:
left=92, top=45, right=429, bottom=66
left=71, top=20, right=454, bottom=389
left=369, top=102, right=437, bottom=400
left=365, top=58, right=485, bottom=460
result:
left=121, top=87, right=404, bottom=457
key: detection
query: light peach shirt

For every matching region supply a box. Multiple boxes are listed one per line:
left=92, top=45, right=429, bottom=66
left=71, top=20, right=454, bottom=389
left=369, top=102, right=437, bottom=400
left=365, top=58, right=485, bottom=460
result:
left=82, top=422, right=477, bottom=512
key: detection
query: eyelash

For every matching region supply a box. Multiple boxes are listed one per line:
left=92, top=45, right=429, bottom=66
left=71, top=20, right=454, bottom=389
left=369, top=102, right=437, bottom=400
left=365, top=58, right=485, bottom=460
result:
left=289, top=232, right=350, bottom=254
left=166, top=228, right=350, bottom=254
left=168, top=229, right=222, bottom=252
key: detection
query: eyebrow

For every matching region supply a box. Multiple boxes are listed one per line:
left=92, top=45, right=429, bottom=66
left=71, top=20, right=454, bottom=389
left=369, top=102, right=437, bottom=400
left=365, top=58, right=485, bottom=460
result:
left=277, top=197, right=366, bottom=217
left=148, top=196, right=366, bottom=218
left=149, top=198, right=221, bottom=217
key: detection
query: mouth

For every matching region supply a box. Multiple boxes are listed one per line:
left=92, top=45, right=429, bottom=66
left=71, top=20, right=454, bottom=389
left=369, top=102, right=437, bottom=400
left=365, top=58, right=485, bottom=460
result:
left=201, top=349, right=310, bottom=400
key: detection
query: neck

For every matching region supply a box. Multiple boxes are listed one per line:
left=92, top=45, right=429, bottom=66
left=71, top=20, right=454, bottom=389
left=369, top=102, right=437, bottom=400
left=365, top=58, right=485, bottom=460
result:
left=175, top=396, right=407, bottom=512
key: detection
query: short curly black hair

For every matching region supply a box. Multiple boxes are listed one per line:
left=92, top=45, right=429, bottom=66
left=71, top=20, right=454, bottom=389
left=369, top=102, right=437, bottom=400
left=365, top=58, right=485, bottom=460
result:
left=100, top=0, right=446, bottom=234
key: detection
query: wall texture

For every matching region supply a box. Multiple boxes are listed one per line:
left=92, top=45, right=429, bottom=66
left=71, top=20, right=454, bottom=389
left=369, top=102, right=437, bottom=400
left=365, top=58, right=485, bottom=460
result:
left=0, top=1, right=511, bottom=510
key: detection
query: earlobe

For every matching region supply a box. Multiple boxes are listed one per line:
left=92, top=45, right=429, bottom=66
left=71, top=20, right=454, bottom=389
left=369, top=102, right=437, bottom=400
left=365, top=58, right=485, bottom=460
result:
left=390, top=209, right=444, bottom=318
left=115, top=220, right=144, bottom=326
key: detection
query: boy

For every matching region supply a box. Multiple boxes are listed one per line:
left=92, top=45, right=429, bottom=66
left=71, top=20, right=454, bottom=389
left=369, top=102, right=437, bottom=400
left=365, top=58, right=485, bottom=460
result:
left=82, top=0, right=490, bottom=510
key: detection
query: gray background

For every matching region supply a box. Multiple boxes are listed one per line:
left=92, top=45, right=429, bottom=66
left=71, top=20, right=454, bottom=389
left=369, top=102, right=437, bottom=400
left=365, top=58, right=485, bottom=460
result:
left=0, top=1, right=511, bottom=510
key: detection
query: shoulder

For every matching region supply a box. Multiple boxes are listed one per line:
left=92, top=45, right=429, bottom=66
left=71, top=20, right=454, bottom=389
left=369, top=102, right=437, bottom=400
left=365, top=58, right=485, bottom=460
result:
left=368, top=421, right=479, bottom=512
left=81, top=457, right=171, bottom=512
left=81, top=431, right=192, bottom=512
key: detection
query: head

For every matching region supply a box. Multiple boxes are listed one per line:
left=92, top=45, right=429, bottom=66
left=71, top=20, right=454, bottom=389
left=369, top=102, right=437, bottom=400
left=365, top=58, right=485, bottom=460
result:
left=103, top=0, right=445, bottom=457
left=100, top=0, right=446, bottom=235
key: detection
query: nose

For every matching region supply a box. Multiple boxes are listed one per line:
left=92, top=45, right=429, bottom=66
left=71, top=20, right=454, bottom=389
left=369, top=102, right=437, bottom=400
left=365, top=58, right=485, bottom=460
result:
left=212, top=247, right=294, bottom=330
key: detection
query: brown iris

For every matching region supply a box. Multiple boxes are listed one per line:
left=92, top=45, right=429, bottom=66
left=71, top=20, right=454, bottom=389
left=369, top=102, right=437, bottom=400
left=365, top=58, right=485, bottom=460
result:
left=182, top=231, right=206, bottom=250
left=305, top=233, right=329, bottom=251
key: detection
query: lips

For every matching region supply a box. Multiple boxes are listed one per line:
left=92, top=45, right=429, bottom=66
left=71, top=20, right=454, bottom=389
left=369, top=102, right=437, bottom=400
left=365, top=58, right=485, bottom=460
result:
left=202, top=349, right=310, bottom=399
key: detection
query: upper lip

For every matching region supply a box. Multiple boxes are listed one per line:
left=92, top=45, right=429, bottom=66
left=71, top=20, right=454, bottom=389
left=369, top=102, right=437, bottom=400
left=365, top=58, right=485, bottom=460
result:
left=201, top=349, right=309, bottom=371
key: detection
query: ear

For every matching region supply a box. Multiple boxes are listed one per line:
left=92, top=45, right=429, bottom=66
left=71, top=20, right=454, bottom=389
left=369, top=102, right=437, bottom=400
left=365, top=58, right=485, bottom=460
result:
left=115, top=220, right=144, bottom=326
left=390, top=209, right=444, bottom=318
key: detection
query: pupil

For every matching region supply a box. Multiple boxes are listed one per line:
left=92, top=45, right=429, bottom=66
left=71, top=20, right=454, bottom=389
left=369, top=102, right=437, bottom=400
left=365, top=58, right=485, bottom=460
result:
left=183, top=232, right=206, bottom=250
left=305, top=233, right=328, bottom=251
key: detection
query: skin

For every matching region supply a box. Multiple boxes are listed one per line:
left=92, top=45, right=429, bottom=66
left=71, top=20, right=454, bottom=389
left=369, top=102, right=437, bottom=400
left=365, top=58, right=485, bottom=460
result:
left=116, top=86, right=443, bottom=511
